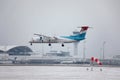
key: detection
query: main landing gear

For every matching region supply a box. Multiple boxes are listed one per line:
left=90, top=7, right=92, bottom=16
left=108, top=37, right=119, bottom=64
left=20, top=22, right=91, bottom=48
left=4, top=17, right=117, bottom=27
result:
left=61, top=43, right=64, bottom=47
left=48, top=43, right=64, bottom=47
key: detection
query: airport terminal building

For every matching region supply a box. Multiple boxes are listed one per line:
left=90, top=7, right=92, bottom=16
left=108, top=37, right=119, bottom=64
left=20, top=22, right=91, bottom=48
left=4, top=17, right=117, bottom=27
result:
left=0, top=46, right=120, bottom=66
left=0, top=45, right=32, bottom=55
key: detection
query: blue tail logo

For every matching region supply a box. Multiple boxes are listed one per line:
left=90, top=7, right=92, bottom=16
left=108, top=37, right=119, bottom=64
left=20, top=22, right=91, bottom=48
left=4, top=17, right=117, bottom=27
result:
left=62, top=26, right=89, bottom=41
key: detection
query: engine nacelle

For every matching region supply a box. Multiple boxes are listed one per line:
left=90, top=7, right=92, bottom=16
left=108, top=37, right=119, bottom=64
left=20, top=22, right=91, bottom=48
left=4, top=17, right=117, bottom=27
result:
left=30, top=36, right=43, bottom=43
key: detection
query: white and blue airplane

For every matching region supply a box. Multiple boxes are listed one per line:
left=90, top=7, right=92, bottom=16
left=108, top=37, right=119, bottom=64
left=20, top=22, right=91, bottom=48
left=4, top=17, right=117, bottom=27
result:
left=29, top=26, right=89, bottom=47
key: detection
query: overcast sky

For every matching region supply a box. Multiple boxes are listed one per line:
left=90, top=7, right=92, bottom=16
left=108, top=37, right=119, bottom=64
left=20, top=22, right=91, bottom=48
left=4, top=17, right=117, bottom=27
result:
left=0, top=0, right=120, bottom=58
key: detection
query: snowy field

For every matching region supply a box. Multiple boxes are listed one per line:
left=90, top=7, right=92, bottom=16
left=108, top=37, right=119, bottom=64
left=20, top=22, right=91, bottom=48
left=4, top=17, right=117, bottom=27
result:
left=0, top=66, right=119, bottom=80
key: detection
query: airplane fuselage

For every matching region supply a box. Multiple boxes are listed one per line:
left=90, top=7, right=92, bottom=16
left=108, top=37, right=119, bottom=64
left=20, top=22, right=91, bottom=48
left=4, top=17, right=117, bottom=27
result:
left=29, top=26, right=89, bottom=46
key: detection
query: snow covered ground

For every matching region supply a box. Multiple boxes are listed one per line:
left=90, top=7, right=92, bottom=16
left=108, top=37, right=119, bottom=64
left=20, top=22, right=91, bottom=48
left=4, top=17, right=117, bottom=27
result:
left=0, top=66, right=119, bottom=80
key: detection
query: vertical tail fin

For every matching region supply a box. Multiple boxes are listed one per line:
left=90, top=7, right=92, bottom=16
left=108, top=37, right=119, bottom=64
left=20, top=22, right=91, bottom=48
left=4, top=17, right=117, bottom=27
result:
left=80, top=26, right=89, bottom=34
left=77, top=26, right=89, bottom=40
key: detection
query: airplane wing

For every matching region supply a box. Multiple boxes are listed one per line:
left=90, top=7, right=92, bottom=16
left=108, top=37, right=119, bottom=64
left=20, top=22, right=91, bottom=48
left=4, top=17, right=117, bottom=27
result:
left=32, top=33, right=58, bottom=43
left=34, top=33, right=51, bottom=38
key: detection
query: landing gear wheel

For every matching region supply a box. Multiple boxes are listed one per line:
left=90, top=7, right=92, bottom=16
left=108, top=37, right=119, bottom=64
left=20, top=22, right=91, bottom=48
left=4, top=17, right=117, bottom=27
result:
left=62, top=44, right=64, bottom=47
left=48, top=43, right=51, bottom=46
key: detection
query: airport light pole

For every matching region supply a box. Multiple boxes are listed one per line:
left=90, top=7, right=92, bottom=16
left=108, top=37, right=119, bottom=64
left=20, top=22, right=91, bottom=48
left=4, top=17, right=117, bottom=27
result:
left=100, top=48, right=102, bottom=60
left=103, top=41, right=106, bottom=60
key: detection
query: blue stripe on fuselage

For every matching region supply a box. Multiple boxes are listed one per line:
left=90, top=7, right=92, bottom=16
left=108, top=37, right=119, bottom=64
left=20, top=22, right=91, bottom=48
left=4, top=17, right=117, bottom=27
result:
left=61, top=33, right=86, bottom=41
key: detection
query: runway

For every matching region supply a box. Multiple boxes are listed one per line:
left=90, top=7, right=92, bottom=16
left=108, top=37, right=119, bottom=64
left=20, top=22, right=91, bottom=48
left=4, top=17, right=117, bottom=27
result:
left=0, top=66, right=119, bottom=80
